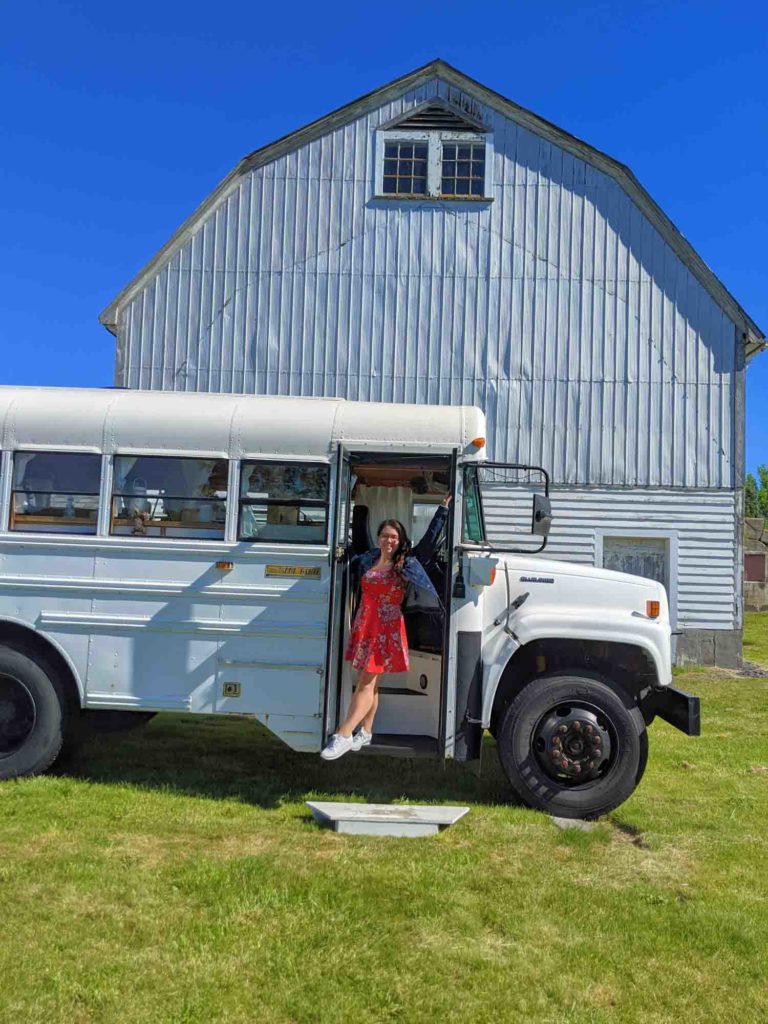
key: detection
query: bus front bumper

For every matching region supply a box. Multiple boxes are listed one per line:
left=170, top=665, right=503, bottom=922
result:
left=650, top=685, right=701, bottom=736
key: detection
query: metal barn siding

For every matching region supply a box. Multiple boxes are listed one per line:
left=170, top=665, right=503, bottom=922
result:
left=114, top=77, right=737, bottom=490
left=481, top=488, right=738, bottom=629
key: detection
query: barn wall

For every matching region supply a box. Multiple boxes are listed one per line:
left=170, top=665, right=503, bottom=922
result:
left=481, top=486, right=738, bottom=632
left=114, top=76, right=738, bottom=490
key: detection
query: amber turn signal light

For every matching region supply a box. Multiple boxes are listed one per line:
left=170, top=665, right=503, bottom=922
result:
left=646, top=600, right=660, bottom=618
left=489, top=568, right=496, bottom=585
left=471, top=437, right=486, bottom=448
left=216, top=561, right=234, bottom=571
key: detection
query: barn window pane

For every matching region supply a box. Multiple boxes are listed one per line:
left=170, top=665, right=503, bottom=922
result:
left=111, top=455, right=228, bottom=539
left=10, top=451, right=101, bottom=535
left=602, top=536, right=669, bottom=590
left=382, top=141, right=428, bottom=195
left=440, top=142, right=486, bottom=197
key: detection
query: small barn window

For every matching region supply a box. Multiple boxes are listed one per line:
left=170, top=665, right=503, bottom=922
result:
left=382, top=142, right=429, bottom=196
left=375, top=102, right=492, bottom=202
left=602, top=536, right=669, bottom=590
left=10, top=451, right=101, bottom=535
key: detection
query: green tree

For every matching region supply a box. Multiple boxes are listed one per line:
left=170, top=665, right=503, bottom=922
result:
left=745, top=465, right=768, bottom=521
left=745, top=472, right=759, bottom=517
left=759, top=465, right=768, bottom=519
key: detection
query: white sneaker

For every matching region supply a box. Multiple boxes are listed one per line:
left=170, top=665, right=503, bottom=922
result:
left=320, top=733, right=354, bottom=760
left=352, top=728, right=373, bottom=752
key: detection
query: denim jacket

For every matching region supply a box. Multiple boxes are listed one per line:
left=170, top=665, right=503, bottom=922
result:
left=350, top=504, right=449, bottom=611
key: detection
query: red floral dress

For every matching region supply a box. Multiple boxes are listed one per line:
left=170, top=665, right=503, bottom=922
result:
left=345, top=564, right=409, bottom=673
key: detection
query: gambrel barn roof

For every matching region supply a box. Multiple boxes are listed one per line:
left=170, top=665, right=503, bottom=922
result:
left=100, top=58, right=764, bottom=358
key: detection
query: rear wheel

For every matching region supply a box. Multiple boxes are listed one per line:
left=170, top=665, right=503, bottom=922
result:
left=497, top=673, right=648, bottom=819
left=0, top=646, right=66, bottom=780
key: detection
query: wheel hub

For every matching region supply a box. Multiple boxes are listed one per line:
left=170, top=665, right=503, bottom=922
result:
left=0, top=676, right=36, bottom=758
left=533, top=704, right=612, bottom=783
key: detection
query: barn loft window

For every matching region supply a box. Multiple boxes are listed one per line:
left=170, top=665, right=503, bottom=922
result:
left=375, top=100, right=492, bottom=201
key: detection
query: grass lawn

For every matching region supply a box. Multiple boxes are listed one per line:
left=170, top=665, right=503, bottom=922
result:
left=744, top=612, right=768, bottom=667
left=2, top=635, right=768, bottom=1022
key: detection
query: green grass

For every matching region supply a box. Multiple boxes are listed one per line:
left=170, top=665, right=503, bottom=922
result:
left=2, top=667, right=768, bottom=1023
left=744, top=612, right=768, bottom=666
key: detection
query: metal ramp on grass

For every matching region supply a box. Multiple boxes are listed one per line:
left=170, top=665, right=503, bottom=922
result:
left=306, top=801, right=470, bottom=837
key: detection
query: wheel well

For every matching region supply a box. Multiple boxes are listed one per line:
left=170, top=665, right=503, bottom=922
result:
left=0, top=621, right=82, bottom=716
left=490, top=638, right=658, bottom=732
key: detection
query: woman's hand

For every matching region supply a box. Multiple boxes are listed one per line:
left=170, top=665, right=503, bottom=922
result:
left=441, top=494, right=453, bottom=507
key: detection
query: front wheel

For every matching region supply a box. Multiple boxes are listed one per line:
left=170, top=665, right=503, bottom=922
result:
left=497, top=673, right=648, bottom=819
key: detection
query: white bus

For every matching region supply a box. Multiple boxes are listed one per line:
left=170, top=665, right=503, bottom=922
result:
left=0, top=387, right=698, bottom=818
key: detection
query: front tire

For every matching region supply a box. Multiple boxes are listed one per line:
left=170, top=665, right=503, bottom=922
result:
left=497, top=673, right=648, bottom=819
left=0, top=647, right=66, bottom=780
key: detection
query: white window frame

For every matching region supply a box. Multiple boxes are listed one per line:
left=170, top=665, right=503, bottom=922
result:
left=375, top=130, right=493, bottom=201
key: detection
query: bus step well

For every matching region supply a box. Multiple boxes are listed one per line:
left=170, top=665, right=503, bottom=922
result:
left=359, top=733, right=439, bottom=758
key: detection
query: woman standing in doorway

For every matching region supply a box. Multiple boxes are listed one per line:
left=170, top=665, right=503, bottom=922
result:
left=320, top=495, right=451, bottom=760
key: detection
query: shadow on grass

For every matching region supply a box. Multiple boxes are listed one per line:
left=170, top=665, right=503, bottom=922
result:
left=54, top=713, right=515, bottom=810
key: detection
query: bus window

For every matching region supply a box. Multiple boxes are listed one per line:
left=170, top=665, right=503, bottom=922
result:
left=239, top=462, right=329, bottom=544
left=111, top=455, right=228, bottom=539
left=10, top=451, right=101, bottom=534
left=462, top=467, right=485, bottom=543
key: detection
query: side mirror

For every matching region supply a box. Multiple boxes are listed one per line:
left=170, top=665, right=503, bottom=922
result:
left=531, top=494, right=553, bottom=537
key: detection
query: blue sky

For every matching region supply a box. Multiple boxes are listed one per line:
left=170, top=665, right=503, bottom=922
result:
left=1, top=0, right=766, bottom=475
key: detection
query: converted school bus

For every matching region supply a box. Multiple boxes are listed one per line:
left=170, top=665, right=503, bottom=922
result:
left=100, top=60, right=765, bottom=666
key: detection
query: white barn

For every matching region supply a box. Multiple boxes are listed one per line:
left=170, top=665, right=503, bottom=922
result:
left=99, top=59, right=764, bottom=666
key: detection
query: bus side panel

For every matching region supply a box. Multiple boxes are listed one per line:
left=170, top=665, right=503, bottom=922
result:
left=82, top=545, right=331, bottom=751
left=213, top=554, right=330, bottom=751
left=0, top=536, right=330, bottom=751
left=0, top=539, right=97, bottom=700
left=84, top=548, right=228, bottom=713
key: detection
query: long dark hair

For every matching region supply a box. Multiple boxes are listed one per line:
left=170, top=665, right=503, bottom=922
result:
left=376, top=518, right=412, bottom=577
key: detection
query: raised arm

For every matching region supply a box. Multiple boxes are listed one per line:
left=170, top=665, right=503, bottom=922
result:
left=411, top=495, right=451, bottom=566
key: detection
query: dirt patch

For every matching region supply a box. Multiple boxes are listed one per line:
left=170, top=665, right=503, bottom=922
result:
left=740, top=661, right=768, bottom=678
left=609, top=819, right=651, bottom=849
left=0, top=829, right=84, bottom=861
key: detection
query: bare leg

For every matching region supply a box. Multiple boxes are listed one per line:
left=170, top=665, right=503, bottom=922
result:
left=361, top=679, right=379, bottom=733
left=338, top=672, right=379, bottom=737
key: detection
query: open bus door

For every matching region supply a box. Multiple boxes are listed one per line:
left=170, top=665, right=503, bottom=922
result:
left=322, top=445, right=351, bottom=741
left=440, top=449, right=475, bottom=762
left=447, top=458, right=554, bottom=764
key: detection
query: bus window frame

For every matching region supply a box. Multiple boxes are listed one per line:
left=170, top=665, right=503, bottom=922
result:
left=8, top=448, right=103, bottom=536
left=238, top=459, right=331, bottom=545
left=109, top=452, right=229, bottom=541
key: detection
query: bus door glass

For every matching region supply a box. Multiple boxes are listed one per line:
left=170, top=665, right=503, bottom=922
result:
left=323, top=445, right=351, bottom=739
left=437, top=449, right=461, bottom=756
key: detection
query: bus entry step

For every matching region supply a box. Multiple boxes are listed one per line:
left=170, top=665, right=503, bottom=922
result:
left=306, top=801, right=470, bottom=837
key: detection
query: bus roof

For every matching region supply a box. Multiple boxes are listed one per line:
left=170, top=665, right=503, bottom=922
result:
left=0, top=387, right=486, bottom=460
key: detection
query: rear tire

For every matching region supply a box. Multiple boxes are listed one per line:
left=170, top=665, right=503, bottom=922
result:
left=0, top=646, right=66, bottom=780
left=497, top=673, right=648, bottom=819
